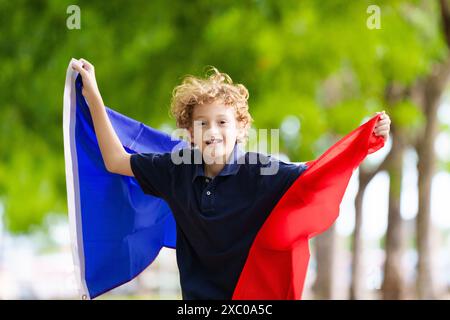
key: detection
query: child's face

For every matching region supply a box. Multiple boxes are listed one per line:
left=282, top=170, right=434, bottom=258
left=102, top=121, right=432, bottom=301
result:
left=189, top=100, right=241, bottom=164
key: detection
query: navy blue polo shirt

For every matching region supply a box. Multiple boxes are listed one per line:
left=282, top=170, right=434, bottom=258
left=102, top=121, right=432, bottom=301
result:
left=130, top=143, right=308, bottom=299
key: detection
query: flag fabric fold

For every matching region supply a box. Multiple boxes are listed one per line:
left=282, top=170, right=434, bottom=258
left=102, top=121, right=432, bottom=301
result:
left=63, top=59, right=186, bottom=299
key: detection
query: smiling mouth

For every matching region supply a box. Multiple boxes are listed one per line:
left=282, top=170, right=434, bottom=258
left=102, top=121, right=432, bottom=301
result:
left=205, top=139, right=223, bottom=145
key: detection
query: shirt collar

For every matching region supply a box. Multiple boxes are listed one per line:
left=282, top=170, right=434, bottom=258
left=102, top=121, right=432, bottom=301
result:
left=191, top=142, right=244, bottom=182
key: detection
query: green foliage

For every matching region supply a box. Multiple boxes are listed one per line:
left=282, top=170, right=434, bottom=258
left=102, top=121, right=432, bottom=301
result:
left=0, top=0, right=447, bottom=233
left=390, top=99, right=425, bottom=130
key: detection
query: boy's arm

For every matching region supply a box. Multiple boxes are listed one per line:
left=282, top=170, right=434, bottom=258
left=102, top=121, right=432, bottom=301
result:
left=71, top=58, right=133, bottom=177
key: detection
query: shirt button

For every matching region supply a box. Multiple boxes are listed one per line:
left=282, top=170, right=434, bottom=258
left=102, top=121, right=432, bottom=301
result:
left=206, top=191, right=211, bottom=196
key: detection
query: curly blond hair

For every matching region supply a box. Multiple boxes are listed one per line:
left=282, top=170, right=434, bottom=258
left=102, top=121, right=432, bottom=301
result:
left=170, top=66, right=253, bottom=144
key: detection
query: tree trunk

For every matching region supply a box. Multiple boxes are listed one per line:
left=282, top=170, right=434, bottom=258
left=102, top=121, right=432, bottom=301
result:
left=312, top=224, right=337, bottom=299
left=415, top=71, right=446, bottom=299
left=350, top=137, right=394, bottom=300
left=381, top=125, right=406, bottom=300
left=350, top=173, right=366, bottom=300
left=412, top=0, right=450, bottom=300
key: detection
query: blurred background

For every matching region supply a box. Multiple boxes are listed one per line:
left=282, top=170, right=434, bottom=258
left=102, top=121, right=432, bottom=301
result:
left=0, top=0, right=449, bottom=300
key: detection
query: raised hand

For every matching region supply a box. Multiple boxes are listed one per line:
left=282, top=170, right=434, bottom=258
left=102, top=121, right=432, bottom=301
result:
left=71, top=58, right=102, bottom=104
left=373, top=110, right=391, bottom=141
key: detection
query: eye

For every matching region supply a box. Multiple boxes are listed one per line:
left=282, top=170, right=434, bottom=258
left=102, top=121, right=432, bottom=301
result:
left=219, top=120, right=227, bottom=125
left=194, top=120, right=206, bottom=126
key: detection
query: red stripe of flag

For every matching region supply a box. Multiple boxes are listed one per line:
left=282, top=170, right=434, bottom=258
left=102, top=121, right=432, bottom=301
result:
left=233, top=114, right=385, bottom=300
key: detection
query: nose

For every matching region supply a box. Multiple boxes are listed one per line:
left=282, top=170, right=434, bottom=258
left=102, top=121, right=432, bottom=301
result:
left=204, top=123, right=220, bottom=141
left=208, top=122, right=220, bottom=133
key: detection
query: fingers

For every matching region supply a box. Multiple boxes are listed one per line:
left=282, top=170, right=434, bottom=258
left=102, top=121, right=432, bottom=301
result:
left=375, top=110, right=390, bottom=125
left=375, top=119, right=390, bottom=127
left=375, top=124, right=390, bottom=131
left=375, top=131, right=389, bottom=139
left=71, top=59, right=86, bottom=75
left=374, top=125, right=389, bottom=135
left=71, top=58, right=94, bottom=75
left=79, top=58, right=94, bottom=71
left=376, top=110, right=387, bottom=119
left=374, top=110, right=390, bottom=140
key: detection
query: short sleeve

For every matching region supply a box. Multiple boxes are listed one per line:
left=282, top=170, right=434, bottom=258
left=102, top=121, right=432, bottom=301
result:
left=276, top=161, right=308, bottom=185
left=280, top=161, right=307, bottom=174
left=260, top=156, right=308, bottom=179
left=259, top=156, right=308, bottom=195
left=130, top=152, right=173, bottom=198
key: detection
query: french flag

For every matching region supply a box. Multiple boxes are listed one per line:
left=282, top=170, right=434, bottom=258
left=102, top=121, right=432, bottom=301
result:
left=63, top=59, right=385, bottom=300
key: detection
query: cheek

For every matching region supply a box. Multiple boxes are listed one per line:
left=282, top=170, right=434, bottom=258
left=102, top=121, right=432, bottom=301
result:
left=195, top=135, right=205, bottom=147
left=223, top=128, right=239, bottom=147
left=189, top=130, right=202, bottom=146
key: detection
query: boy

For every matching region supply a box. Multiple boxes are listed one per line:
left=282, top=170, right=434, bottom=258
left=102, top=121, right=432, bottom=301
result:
left=70, top=58, right=391, bottom=299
